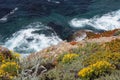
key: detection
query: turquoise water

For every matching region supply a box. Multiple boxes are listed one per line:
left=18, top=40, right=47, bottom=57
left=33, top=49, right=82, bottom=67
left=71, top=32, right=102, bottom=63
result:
left=0, top=0, right=120, bottom=54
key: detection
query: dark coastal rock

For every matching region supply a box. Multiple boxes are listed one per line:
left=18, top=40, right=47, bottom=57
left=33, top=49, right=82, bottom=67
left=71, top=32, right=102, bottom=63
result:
left=113, top=30, right=120, bottom=36
left=68, top=30, right=88, bottom=41
left=0, top=46, right=12, bottom=59
left=47, top=22, right=63, bottom=37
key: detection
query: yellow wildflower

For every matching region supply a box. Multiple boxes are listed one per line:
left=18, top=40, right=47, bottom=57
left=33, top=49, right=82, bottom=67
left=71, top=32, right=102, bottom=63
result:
left=9, top=76, right=13, bottom=79
left=78, top=61, right=114, bottom=79
left=78, top=67, right=94, bottom=78
left=62, top=53, right=79, bottom=63
left=0, top=62, right=20, bottom=76
left=13, top=53, right=21, bottom=58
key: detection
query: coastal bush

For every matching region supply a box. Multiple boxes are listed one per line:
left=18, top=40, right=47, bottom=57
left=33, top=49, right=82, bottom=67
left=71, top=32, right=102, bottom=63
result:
left=78, top=61, right=114, bottom=79
left=0, top=54, right=5, bottom=64
left=14, top=37, right=120, bottom=80
left=83, top=51, right=120, bottom=69
left=95, top=70, right=120, bottom=80
left=0, top=69, right=11, bottom=80
left=105, top=39, right=120, bottom=52
left=12, top=52, right=21, bottom=59
left=71, top=43, right=104, bottom=55
left=0, top=50, right=21, bottom=80
left=0, top=51, right=21, bottom=63
left=0, top=62, right=20, bottom=76
left=37, top=51, right=85, bottom=80
left=40, top=69, right=76, bottom=80
left=39, top=56, right=84, bottom=80
left=61, top=53, right=79, bottom=63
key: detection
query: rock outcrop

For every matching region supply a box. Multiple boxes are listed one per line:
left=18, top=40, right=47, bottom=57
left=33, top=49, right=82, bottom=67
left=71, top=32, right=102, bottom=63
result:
left=68, top=30, right=87, bottom=41
left=0, top=46, right=12, bottom=59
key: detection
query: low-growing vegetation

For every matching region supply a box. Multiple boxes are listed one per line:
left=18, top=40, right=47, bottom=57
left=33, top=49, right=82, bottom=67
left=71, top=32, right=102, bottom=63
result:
left=1, top=34, right=120, bottom=80
left=0, top=48, right=21, bottom=80
left=38, top=38, right=120, bottom=80
left=82, top=51, right=120, bottom=68
left=105, top=39, right=120, bottom=52
left=78, top=61, right=114, bottom=80
left=86, top=29, right=119, bottom=39
left=61, top=53, right=79, bottom=63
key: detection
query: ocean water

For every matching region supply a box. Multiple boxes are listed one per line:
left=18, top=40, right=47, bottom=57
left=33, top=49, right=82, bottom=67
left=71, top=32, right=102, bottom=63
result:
left=0, top=0, right=120, bottom=54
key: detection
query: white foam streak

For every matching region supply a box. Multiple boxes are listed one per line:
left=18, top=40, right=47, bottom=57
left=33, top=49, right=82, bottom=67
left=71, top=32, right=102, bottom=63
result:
left=47, top=0, right=60, bottom=4
left=0, top=7, right=18, bottom=23
left=70, top=9, right=120, bottom=30
left=70, top=18, right=89, bottom=27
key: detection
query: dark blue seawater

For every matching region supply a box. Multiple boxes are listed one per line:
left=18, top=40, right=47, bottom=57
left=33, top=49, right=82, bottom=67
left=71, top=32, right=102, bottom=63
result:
left=0, top=0, right=120, bottom=54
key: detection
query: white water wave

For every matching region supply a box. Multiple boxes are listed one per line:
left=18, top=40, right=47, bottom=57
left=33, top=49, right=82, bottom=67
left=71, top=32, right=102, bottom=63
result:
left=4, top=22, right=62, bottom=54
left=70, top=9, right=120, bottom=30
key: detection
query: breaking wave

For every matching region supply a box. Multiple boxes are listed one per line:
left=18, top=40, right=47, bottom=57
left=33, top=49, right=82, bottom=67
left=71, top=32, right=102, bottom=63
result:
left=70, top=9, right=120, bottom=31
left=4, top=22, right=62, bottom=54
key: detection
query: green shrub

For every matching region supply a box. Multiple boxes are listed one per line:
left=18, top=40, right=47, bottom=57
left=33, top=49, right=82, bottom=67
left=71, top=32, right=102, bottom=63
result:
left=95, top=70, right=120, bottom=80
left=82, top=51, right=120, bottom=69
left=78, top=61, right=115, bottom=80
left=105, top=39, right=120, bottom=52
left=0, top=62, right=20, bottom=76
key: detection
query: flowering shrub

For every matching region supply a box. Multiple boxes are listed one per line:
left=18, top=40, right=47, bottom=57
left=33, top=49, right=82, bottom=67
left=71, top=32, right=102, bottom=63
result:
left=0, top=62, right=20, bottom=76
left=105, top=39, right=120, bottom=52
left=78, top=67, right=94, bottom=79
left=106, top=52, right=120, bottom=69
left=83, top=51, right=120, bottom=69
left=78, top=61, right=114, bottom=79
left=0, top=62, right=20, bottom=80
left=0, top=69, right=7, bottom=77
left=13, top=53, right=21, bottom=59
left=62, top=53, right=79, bottom=63
left=0, top=54, right=5, bottom=63
left=0, top=50, right=21, bottom=79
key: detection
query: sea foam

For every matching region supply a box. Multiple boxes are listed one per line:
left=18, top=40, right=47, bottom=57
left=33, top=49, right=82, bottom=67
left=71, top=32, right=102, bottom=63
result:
left=4, top=22, right=62, bottom=54
left=70, top=9, right=120, bottom=30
